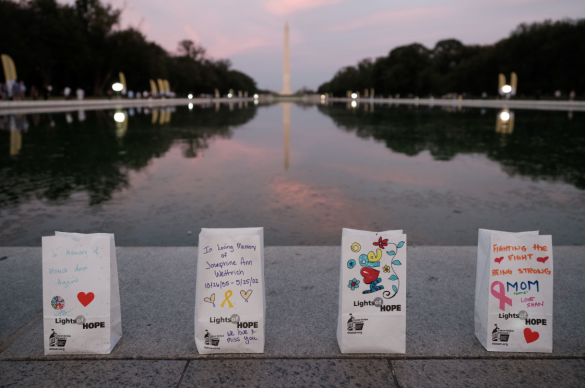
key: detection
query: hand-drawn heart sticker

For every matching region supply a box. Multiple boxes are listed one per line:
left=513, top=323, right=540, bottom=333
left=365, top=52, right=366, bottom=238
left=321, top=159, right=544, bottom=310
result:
left=494, top=257, right=504, bottom=264
left=240, top=289, right=253, bottom=303
left=204, top=293, right=216, bottom=307
left=537, top=256, right=549, bottom=264
left=524, top=328, right=540, bottom=344
left=77, top=292, right=95, bottom=307
left=360, top=267, right=380, bottom=284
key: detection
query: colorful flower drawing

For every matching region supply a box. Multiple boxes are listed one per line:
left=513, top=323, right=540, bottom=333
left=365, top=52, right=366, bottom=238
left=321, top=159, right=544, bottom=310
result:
left=50, top=296, right=65, bottom=311
left=382, top=240, right=406, bottom=300
left=373, top=237, right=389, bottom=249
left=348, top=278, right=360, bottom=291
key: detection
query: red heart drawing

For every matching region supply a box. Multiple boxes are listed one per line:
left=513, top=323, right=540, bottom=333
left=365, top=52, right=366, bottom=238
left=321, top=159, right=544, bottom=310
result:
left=494, top=257, right=504, bottom=264
left=524, top=328, right=540, bottom=344
left=537, top=256, right=549, bottom=264
left=360, top=267, right=380, bottom=284
left=77, top=292, right=95, bottom=307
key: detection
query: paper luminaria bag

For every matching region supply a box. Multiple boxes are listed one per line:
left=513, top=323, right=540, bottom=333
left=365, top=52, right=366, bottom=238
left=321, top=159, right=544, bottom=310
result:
left=42, top=232, right=122, bottom=355
left=475, top=229, right=553, bottom=353
left=195, top=228, right=265, bottom=354
left=337, top=228, right=407, bottom=353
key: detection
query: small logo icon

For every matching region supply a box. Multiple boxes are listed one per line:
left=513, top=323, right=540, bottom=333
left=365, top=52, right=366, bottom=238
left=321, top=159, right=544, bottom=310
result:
left=50, top=296, right=65, bottom=311
left=48, top=329, right=70, bottom=348
left=347, top=313, right=365, bottom=332
left=492, top=324, right=512, bottom=342
left=204, top=330, right=221, bottom=346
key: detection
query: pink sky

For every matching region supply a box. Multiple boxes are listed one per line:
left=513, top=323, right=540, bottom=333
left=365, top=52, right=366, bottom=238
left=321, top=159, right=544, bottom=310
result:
left=61, top=0, right=584, bottom=91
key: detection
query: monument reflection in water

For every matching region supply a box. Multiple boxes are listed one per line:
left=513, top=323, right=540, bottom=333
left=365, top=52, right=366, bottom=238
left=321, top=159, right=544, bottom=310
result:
left=1, top=102, right=584, bottom=246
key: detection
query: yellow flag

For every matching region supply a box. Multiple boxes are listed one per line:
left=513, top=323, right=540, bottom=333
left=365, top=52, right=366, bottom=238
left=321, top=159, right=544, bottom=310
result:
left=510, top=72, right=518, bottom=92
left=1, top=54, right=17, bottom=82
left=118, top=72, right=127, bottom=92
left=498, top=73, right=506, bottom=91
left=150, top=79, right=158, bottom=94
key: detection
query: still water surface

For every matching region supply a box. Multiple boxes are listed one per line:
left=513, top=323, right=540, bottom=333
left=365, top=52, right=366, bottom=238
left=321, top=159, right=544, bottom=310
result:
left=1, top=102, right=584, bottom=246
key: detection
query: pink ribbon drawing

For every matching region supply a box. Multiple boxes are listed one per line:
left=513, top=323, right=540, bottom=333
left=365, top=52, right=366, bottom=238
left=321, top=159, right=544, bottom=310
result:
left=491, top=281, right=513, bottom=311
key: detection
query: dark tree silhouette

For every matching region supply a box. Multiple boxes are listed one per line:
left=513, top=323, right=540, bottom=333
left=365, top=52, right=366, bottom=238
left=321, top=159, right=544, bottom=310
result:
left=0, top=0, right=258, bottom=96
left=318, top=19, right=585, bottom=99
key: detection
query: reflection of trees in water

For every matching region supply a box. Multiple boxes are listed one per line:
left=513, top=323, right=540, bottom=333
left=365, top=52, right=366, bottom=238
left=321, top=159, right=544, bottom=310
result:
left=317, top=104, right=585, bottom=189
left=0, top=105, right=257, bottom=206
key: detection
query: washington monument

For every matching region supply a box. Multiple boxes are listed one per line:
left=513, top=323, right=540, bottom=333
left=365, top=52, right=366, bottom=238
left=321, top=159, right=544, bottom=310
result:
left=282, top=22, right=291, bottom=94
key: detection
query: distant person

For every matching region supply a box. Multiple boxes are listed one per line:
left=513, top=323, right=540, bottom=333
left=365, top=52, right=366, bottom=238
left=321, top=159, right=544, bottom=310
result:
left=64, top=87, right=71, bottom=100
left=30, top=85, right=39, bottom=100
left=107, top=89, right=113, bottom=99
left=11, top=81, right=22, bottom=100
left=5, top=80, right=15, bottom=99
left=0, top=83, right=7, bottom=100
left=569, top=90, right=576, bottom=101
left=127, top=90, right=134, bottom=99
left=19, top=81, right=26, bottom=98
left=76, top=88, right=85, bottom=100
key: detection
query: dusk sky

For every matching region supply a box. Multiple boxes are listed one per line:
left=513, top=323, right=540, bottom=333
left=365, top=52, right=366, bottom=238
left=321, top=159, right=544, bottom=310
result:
left=62, top=0, right=584, bottom=92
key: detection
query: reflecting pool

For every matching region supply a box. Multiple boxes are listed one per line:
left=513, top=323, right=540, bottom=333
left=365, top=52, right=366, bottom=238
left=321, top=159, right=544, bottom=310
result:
left=1, top=102, right=584, bottom=246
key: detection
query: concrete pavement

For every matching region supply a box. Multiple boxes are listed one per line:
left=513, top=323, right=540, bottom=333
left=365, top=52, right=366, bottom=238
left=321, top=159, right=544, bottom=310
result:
left=0, top=246, right=583, bottom=387
left=0, top=97, right=254, bottom=116
left=328, top=97, right=585, bottom=112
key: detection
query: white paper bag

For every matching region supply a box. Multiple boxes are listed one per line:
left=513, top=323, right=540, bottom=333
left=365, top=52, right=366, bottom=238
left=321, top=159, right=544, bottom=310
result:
left=475, top=229, right=553, bottom=352
left=42, top=232, right=122, bottom=355
left=337, top=228, right=407, bottom=353
left=195, top=228, right=265, bottom=354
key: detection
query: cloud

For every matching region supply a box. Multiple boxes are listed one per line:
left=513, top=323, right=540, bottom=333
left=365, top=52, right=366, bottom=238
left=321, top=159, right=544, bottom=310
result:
left=325, top=7, right=452, bottom=33
left=266, top=0, right=343, bottom=15
left=182, top=24, right=269, bottom=59
left=208, top=34, right=269, bottom=58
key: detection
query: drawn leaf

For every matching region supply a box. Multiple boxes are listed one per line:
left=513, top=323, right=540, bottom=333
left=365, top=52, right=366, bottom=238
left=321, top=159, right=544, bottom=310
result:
left=392, top=260, right=402, bottom=266
left=386, top=250, right=396, bottom=256
left=390, top=275, right=398, bottom=281
left=397, top=241, right=405, bottom=248
left=392, top=285, right=398, bottom=293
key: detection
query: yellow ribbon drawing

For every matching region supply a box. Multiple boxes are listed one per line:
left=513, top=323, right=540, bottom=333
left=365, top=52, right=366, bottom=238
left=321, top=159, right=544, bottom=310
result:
left=221, top=290, right=234, bottom=308
left=367, top=249, right=382, bottom=262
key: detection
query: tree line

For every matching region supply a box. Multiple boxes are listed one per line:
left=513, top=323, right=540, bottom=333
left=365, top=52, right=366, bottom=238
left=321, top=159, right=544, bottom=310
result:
left=0, top=0, right=258, bottom=97
left=318, top=19, right=585, bottom=99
